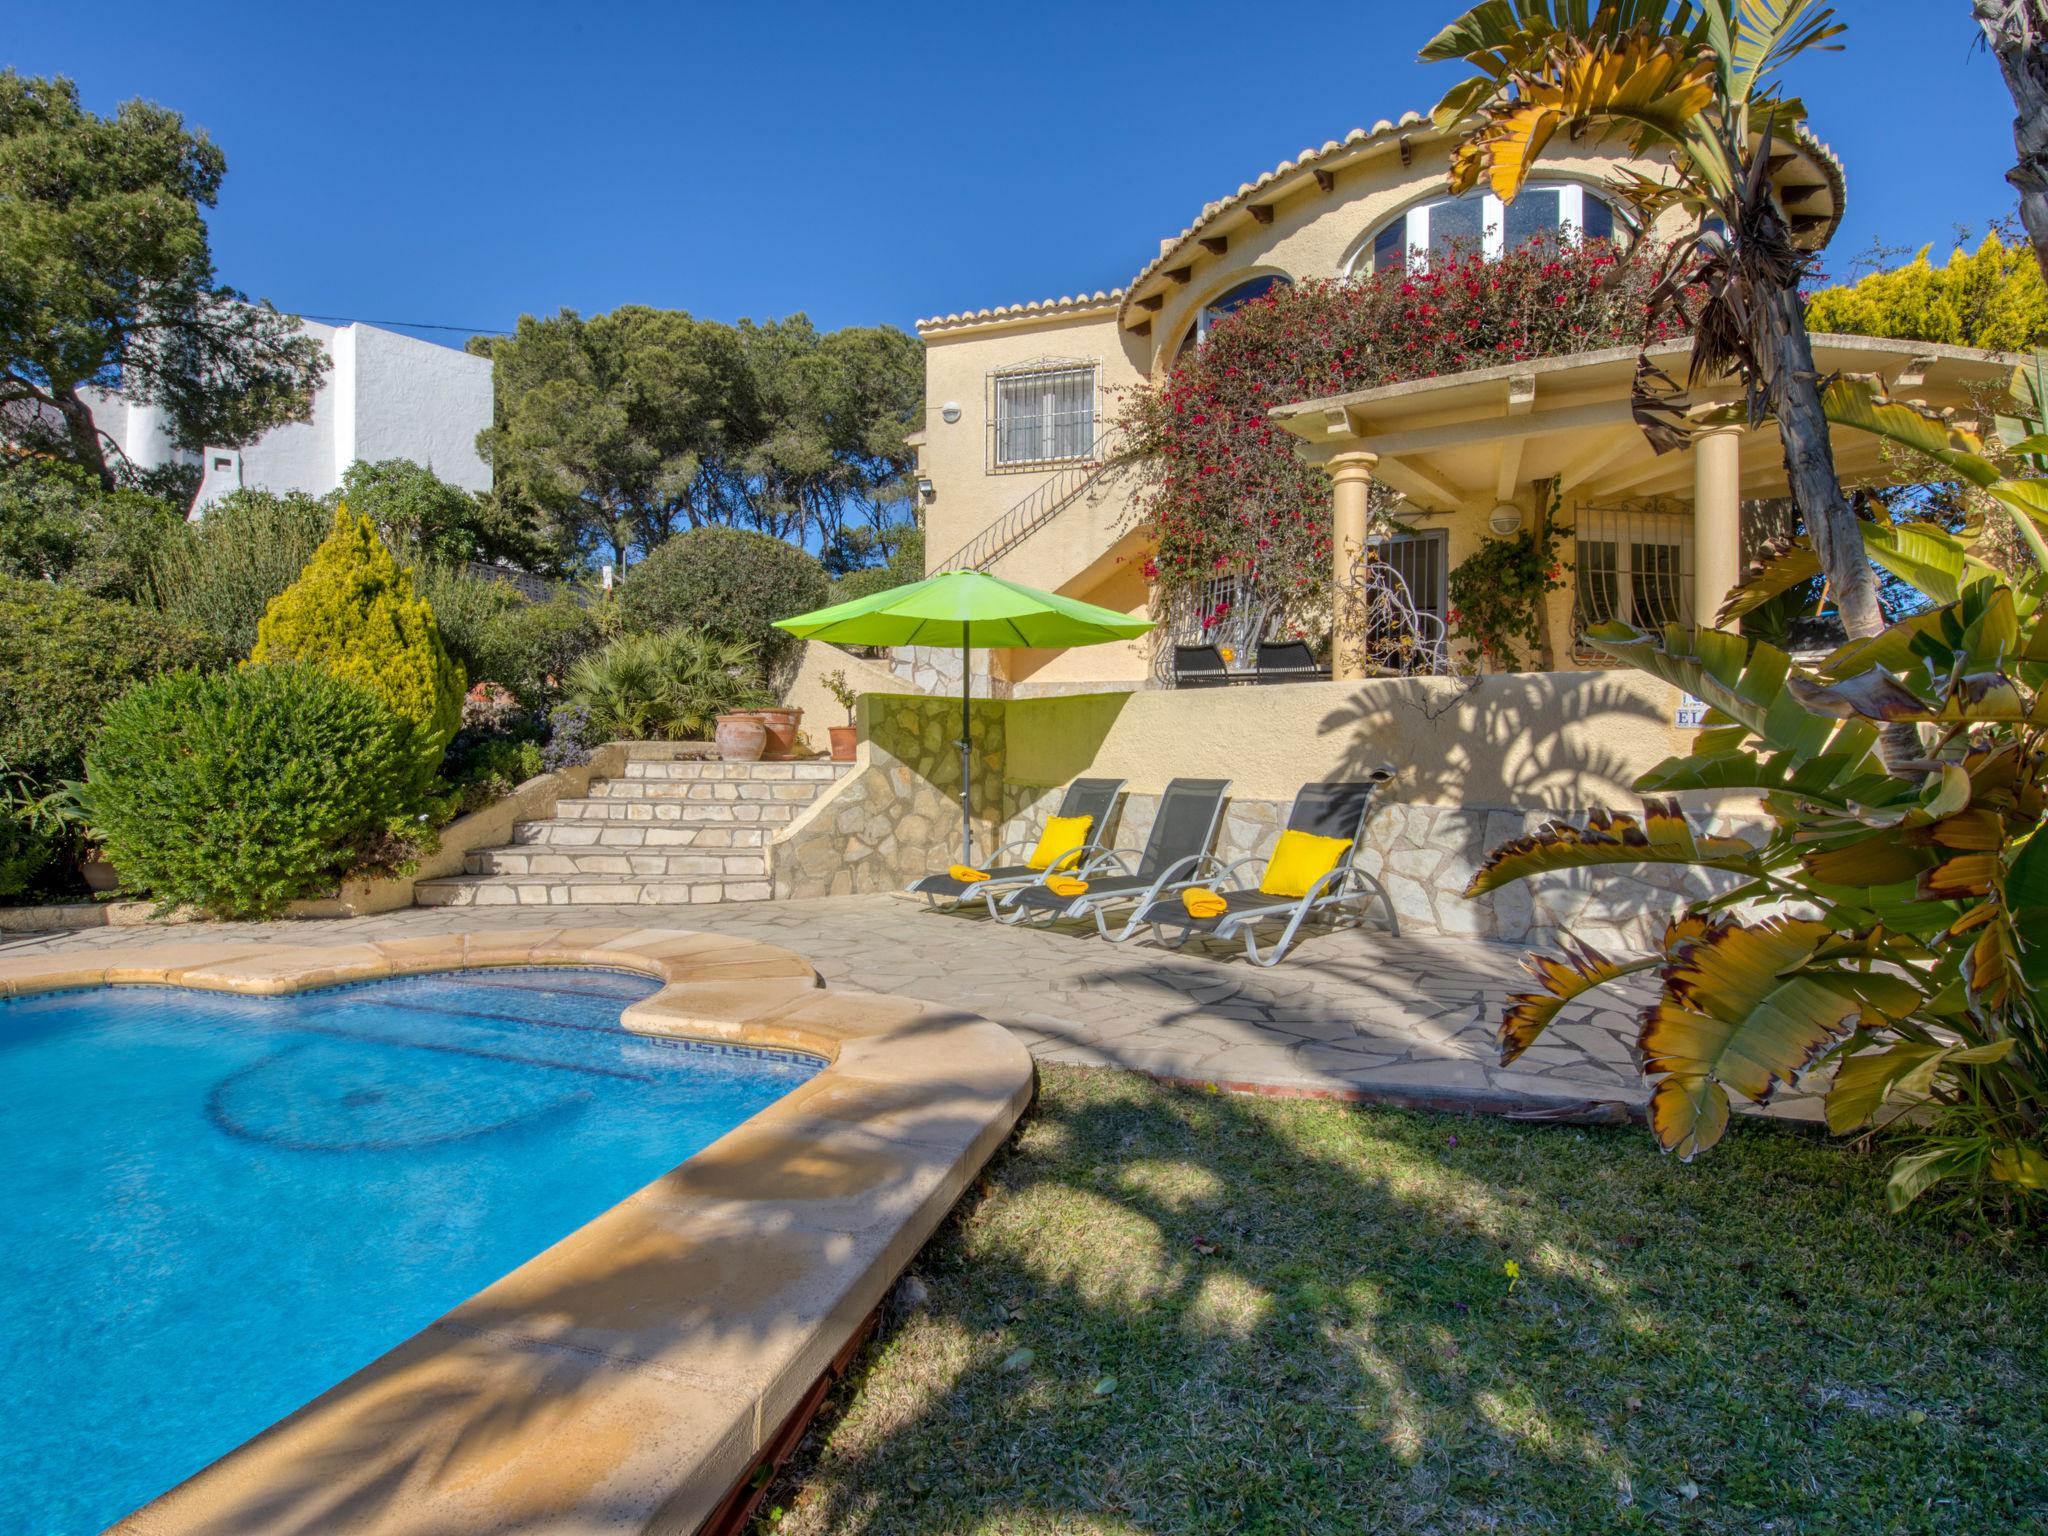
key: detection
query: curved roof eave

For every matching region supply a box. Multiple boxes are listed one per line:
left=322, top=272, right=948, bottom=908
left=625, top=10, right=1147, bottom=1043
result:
left=1114, top=114, right=1849, bottom=328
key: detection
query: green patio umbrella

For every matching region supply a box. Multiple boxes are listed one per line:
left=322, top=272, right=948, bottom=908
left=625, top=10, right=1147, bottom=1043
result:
left=774, top=569, right=1153, bottom=864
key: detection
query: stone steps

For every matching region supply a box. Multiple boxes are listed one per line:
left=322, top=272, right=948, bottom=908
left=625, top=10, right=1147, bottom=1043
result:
left=414, top=758, right=851, bottom=908
left=588, top=779, right=828, bottom=803
left=554, top=797, right=803, bottom=825
left=510, top=822, right=770, bottom=849
left=415, top=874, right=775, bottom=907
left=465, top=847, right=771, bottom=879
left=620, top=760, right=843, bottom=782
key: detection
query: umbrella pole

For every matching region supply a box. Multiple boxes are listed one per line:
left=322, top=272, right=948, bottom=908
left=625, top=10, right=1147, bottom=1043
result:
left=958, top=623, right=974, bottom=865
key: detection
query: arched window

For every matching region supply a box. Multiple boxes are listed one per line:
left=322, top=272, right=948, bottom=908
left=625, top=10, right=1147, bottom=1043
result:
left=1172, top=274, right=1290, bottom=365
left=1363, top=182, right=1620, bottom=274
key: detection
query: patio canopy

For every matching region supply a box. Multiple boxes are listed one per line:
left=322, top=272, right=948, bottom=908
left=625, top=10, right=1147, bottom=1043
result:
left=1269, top=334, right=2022, bottom=678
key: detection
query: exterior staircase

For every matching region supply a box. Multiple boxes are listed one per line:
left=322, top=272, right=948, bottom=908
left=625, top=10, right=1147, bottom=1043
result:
left=414, top=757, right=851, bottom=908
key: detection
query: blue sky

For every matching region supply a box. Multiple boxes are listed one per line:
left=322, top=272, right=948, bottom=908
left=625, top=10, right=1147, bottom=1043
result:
left=3, top=0, right=2017, bottom=347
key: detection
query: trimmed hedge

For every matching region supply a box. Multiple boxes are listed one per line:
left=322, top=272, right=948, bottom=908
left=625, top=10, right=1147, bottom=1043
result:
left=615, top=527, right=828, bottom=673
left=0, top=576, right=226, bottom=785
left=82, top=664, right=423, bottom=918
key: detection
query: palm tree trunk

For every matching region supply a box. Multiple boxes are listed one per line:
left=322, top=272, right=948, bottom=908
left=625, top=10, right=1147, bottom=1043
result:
left=1762, top=287, right=1883, bottom=638
left=1977, top=0, right=2048, bottom=283
left=1762, top=285, right=1925, bottom=768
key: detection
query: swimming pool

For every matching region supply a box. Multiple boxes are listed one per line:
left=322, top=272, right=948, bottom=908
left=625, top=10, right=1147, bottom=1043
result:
left=0, top=967, right=823, bottom=1534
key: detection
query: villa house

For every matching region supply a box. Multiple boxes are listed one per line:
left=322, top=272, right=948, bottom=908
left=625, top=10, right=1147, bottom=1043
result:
left=82, top=318, right=493, bottom=516
left=911, top=111, right=2002, bottom=689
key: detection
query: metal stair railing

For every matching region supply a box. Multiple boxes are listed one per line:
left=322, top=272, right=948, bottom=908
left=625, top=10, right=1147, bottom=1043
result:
left=935, top=425, right=1125, bottom=573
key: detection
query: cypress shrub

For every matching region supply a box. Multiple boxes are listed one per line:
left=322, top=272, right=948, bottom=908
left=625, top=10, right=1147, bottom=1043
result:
left=82, top=664, right=422, bottom=918
left=250, top=506, right=465, bottom=779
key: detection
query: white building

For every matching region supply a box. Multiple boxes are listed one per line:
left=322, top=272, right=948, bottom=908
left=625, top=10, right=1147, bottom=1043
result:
left=86, top=319, right=493, bottom=515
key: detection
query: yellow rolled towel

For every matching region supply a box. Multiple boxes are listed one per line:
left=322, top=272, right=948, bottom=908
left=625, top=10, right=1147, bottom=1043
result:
left=1180, top=887, right=1229, bottom=919
left=1044, top=874, right=1090, bottom=897
left=949, top=863, right=990, bottom=883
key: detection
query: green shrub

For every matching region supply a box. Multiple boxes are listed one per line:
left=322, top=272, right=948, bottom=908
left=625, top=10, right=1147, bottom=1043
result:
left=445, top=733, right=545, bottom=816
left=251, top=507, right=465, bottom=780
left=831, top=525, right=925, bottom=604
left=0, top=576, right=226, bottom=786
left=566, top=628, right=770, bottom=742
left=82, top=664, right=424, bottom=918
left=0, top=457, right=183, bottom=600
left=409, top=560, right=524, bottom=686
left=474, top=593, right=602, bottom=705
left=615, top=527, right=827, bottom=674
left=1804, top=233, right=2048, bottom=352
left=148, top=488, right=331, bottom=652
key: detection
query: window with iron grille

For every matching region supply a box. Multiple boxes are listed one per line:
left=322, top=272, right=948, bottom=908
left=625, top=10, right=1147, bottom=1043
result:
left=1572, top=505, right=1693, bottom=658
left=987, top=361, right=1097, bottom=470
left=1372, top=528, right=1449, bottom=619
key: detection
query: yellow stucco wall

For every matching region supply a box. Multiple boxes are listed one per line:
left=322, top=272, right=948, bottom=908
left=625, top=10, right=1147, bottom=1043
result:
left=917, top=308, right=1151, bottom=574
left=778, top=639, right=907, bottom=748
left=1002, top=669, right=1715, bottom=812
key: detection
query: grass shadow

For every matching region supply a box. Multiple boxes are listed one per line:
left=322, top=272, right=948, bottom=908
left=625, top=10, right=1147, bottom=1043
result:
left=759, top=1066, right=2047, bottom=1534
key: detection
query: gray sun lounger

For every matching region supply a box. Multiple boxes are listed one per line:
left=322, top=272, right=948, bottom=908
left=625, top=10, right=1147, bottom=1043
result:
left=1135, top=775, right=1397, bottom=965
left=993, top=776, right=1232, bottom=940
left=908, top=777, right=1125, bottom=908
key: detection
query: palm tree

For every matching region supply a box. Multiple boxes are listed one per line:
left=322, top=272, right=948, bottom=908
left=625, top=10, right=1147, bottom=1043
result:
left=1977, top=0, right=2048, bottom=282
left=1421, top=1, right=1884, bottom=641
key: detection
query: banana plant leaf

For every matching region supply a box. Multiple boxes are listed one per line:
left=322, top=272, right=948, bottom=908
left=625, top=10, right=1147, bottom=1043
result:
left=1464, top=797, right=1760, bottom=897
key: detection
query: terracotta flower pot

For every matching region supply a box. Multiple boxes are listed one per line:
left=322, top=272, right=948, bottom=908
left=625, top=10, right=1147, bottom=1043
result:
left=81, top=855, right=120, bottom=894
left=828, top=724, right=857, bottom=762
left=714, top=714, right=768, bottom=763
left=742, top=706, right=802, bottom=760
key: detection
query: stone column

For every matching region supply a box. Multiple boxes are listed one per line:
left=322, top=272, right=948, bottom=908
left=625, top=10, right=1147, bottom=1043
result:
left=1692, top=425, right=1742, bottom=629
left=1323, top=450, right=1380, bottom=682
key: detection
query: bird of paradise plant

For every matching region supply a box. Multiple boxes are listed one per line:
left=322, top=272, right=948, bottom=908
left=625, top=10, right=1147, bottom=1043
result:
left=1467, top=376, right=2048, bottom=1213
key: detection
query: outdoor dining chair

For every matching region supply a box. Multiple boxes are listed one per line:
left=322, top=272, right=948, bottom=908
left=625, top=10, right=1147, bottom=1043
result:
left=1172, top=644, right=1234, bottom=688
left=1250, top=640, right=1326, bottom=684
left=1134, top=775, right=1398, bottom=965
left=993, top=776, right=1232, bottom=940
left=907, top=777, right=1125, bottom=908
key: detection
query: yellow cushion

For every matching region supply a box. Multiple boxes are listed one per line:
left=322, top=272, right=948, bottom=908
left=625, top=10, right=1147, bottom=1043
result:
left=1044, top=874, right=1090, bottom=897
left=948, top=863, right=989, bottom=883
left=1180, top=887, right=1228, bottom=919
left=1028, top=813, right=1094, bottom=872
left=1259, top=829, right=1353, bottom=899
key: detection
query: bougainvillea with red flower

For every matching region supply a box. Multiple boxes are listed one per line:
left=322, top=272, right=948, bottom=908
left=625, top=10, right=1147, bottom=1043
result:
left=1116, top=238, right=1691, bottom=628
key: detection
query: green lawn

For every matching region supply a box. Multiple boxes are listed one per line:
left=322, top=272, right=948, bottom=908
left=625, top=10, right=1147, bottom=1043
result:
left=758, top=1066, right=2046, bottom=1535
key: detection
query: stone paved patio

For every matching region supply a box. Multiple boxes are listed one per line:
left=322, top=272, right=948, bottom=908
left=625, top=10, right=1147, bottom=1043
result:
left=1, top=894, right=1673, bottom=1117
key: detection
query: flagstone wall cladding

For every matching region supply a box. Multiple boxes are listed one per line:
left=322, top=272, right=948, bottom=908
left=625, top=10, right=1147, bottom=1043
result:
left=772, top=692, right=1766, bottom=949
left=772, top=696, right=1036, bottom=898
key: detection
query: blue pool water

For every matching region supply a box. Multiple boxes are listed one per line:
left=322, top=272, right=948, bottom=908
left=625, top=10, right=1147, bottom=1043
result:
left=0, top=968, right=821, bottom=1534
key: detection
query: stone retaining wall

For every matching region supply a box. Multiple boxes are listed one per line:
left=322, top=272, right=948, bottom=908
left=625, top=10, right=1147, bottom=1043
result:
left=771, top=695, right=1035, bottom=898
left=771, top=684, right=1758, bottom=949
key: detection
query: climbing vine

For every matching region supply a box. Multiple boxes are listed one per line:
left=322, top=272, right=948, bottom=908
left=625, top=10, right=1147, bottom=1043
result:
left=1446, top=507, right=1570, bottom=670
left=1116, top=239, right=1681, bottom=625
